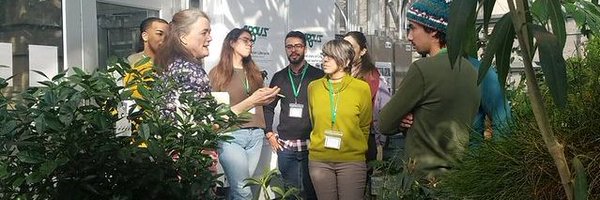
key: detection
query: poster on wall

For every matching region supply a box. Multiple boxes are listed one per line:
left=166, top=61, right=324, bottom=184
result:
left=0, top=43, right=12, bottom=86
left=202, top=0, right=286, bottom=80
left=376, top=61, right=393, bottom=87
left=288, top=0, right=336, bottom=70
left=203, top=0, right=335, bottom=79
left=29, top=45, right=58, bottom=87
left=244, top=24, right=274, bottom=79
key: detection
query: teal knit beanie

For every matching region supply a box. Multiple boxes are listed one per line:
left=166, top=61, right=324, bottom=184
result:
left=407, top=0, right=451, bottom=33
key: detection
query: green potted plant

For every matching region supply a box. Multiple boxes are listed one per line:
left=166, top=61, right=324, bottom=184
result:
left=0, top=58, right=239, bottom=199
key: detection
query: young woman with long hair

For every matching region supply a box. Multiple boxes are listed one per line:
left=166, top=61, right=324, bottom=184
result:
left=343, top=31, right=399, bottom=161
left=208, top=28, right=269, bottom=200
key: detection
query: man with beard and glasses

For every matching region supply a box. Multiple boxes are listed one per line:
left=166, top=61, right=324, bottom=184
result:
left=263, top=31, right=323, bottom=200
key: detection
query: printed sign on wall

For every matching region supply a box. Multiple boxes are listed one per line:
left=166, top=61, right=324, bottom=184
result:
left=0, top=43, right=13, bottom=86
left=203, top=0, right=286, bottom=80
left=288, top=0, right=335, bottom=70
left=29, top=45, right=58, bottom=87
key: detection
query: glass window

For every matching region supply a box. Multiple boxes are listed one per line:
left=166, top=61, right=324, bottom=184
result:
left=96, top=2, right=158, bottom=69
left=0, top=0, right=63, bottom=94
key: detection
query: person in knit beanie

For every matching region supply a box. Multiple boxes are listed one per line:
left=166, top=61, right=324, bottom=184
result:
left=379, top=0, right=481, bottom=181
left=408, top=0, right=514, bottom=141
left=406, top=0, right=451, bottom=55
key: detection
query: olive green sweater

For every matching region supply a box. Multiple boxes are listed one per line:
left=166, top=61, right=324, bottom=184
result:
left=308, top=75, right=372, bottom=162
left=379, top=52, right=481, bottom=178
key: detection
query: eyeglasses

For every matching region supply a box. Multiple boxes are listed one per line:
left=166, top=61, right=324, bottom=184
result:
left=238, top=37, right=254, bottom=45
left=285, top=44, right=305, bottom=50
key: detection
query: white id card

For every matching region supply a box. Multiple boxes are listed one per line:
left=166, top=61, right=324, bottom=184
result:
left=249, top=107, right=256, bottom=114
left=288, top=103, right=304, bottom=118
left=324, top=130, right=343, bottom=149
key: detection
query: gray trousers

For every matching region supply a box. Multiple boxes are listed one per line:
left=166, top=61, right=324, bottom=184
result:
left=309, top=161, right=367, bottom=200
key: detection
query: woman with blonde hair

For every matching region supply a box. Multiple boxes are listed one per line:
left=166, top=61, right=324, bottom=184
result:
left=154, top=11, right=279, bottom=195
left=307, top=39, right=372, bottom=200
left=155, top=9, right=278, bottom=120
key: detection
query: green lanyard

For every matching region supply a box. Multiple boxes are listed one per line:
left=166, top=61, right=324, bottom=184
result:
left=439, top=48, right=448, bottom=54
left=287, top=63, right=308, bottom=102
left=327, top=78, right=341, bottom=128
left=241, top=70, right=250, bottom=96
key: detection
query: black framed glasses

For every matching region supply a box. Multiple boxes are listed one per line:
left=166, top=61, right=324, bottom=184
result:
left=238, top=37, right=254, bottom=45
left=285, top=44, right=305, bottom=50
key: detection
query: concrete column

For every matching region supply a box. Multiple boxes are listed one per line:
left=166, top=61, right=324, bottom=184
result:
left=63, top=0, right=98, bottom=73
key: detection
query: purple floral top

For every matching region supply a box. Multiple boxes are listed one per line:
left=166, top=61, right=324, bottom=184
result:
left=161, top=58, right=211, bottom=117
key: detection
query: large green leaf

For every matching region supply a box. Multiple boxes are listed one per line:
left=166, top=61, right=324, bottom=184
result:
left=137, top=84, right=151, bottom=98
left=12, top=177, right=24, bottom=188
left=17, top=151, right=44, bottom=164
left=1, top=120, right=17, bottom=136
left=43, top=91, right=59, bottom=107
left=0, top=163, right=8, bottom=179
left=545, top=0, right=567, bottom=48
left=73, top=67, right=86, bottom=76
left=447, top=0, right=478, bottom=68
left=479, top=14, right=515, bottom=85
left=494, top=37, right=515, bottom=91
left=572, top=157, right=589, bottom=200
left=564, top=3, right=586, bottom=26
left=531, top=0, right=549, bottom=24
left=140, top=123, right=150, bottom=140
left=529, top=24, right=568, bottom=108
left=35, top=115, right=47, bottom=134
left=578, top=0, right=600, bottom=34
left=271, top=186, right=286, bottom=196
left=134, top=56, right=151, bottom=68
left=39, top=160, right=59, bottom=177
left=0, top=76, right=12, bottom=89
left=31, top=70, right=49, bottom=79
left=483, top=0, right=497, bottom=31
left=464, top=25, right=482, bottom=58
left=52, top=71, right=67, bottom=81
left=44, top=114, right=64, bottom=131
left=243, top=178, right=261, bottom=188
left=25, top=171, right=44, bottom=185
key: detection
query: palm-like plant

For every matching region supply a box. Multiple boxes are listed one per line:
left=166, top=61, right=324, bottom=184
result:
left=444, top=0, right=600, bottom=199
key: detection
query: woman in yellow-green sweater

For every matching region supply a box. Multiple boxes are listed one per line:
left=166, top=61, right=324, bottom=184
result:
left=307, top=39, right=372, bottom=200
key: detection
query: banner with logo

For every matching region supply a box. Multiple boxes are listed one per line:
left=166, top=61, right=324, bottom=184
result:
left=203, top=0, right=335, bottom=79
left=203, top=0, right=286, bottom=79
left=288, top=0, right=335, bottom=70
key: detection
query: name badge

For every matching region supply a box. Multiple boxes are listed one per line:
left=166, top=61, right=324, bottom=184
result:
left=324, top=130, right=343, bottom=149
left=249, top=107, right=256, bottom=114
left=288, top=103, right=304, bottom=118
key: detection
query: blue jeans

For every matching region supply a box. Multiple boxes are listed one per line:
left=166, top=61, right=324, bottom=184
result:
left=277, top=148, right=316, bottom=200
left=218, top=128, right=265, bottom=200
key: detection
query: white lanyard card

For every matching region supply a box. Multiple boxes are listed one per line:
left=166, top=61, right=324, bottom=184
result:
left=288, top=103, right=304, bottom=118
left=324, top=129, right=343, bottom=149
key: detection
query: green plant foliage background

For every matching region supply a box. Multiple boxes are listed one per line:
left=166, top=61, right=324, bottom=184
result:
left=0, top=58, right=240, bottom=199
left=438, top=37, right=600, bottom=199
